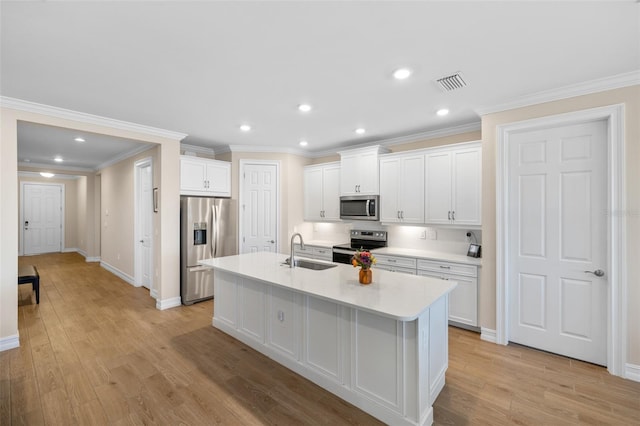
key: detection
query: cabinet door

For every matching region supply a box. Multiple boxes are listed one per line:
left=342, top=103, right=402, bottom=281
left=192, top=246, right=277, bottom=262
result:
left=268, top=286, right=299, bottom=360
left=399, top=155, right=425, bottom=223
left=322, top=164, right=341, bottom=220
left=304, top=167, right=324, bottom=221
left=180, top=157, right=207, bottom=193
left=357, top=150, right=379, bottom=195
left=451, top=148, right=481, bottom=225
left=340, top=154, right=360, bottom=195
left=446, top=274, right=478, bottom=327
left=206, top=161, right=231, bottom=197
left=237, top=280, right=265, bottom=343
left=379, top=157, right=400, bottom=222
left=424, top=152, right=452, bottom=224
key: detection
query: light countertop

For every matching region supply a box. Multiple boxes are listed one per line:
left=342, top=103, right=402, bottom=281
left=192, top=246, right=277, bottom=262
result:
left=200, top=252, right=456, bottom=321
left=373, top=247, right=482, bottom=266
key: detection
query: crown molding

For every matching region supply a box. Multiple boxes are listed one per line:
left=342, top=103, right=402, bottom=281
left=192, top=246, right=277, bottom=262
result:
left=180, top=143, right=215, bottom=155
left=226, top=144, right=309, bottom=156
left=96, top=144, right=155, bottom=171
left=0, top=96, right=188, bottom=141
left=18, top=171, right=81, bottom=180
left=475, top=70, right=640, bottom=116
left=309, top=121, right=481, bottom=158
left=18, top=162, right=94, bottom=173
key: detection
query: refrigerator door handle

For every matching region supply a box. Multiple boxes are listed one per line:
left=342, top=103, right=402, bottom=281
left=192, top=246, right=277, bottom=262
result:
left=211, top=204, right=219, bottom=258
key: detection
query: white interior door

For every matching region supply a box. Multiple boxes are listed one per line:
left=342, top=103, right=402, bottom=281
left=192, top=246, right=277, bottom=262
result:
left=135, top=159, right=154, bottom=293
left=23, top=183, right=63, bottom=255
left=241, top=162, right=278, bottom=253
left=508, top=119, right=607, bottom=365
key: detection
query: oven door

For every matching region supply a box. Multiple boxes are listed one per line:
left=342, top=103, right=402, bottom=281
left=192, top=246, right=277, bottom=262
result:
left=332, top=247, right=355, bottom=264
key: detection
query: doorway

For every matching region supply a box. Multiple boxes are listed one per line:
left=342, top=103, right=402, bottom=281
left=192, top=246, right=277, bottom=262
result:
left=239, top=160, right=280, bottom=254
left=496, top=104, right=627, bottom=376
left=134, top=158, right=154, bottom=297
left=21, top=182, right=64, bottom=255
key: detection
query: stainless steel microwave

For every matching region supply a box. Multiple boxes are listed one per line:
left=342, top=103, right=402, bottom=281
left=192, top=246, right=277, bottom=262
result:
left=340, top=195, right=379, bottom=221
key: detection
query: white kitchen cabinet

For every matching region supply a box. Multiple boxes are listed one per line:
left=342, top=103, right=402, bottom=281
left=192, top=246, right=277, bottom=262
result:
left=180, top=155, right=231, bottom=197
left=379, top=153, right=425, bottom=224
left=425, top=143, right=481, bottom=226
left=338, top=145, right=389, bottom=196
left=375, top=254, right=417, bottom=275
left=417, top=259, right=478, bottom=328
left=303, top=162, right=341, bottom=221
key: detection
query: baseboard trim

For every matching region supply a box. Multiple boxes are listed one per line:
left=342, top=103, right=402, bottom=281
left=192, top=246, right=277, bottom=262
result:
left=85, top=256, right=101, bottom=263
left=0, top=333, right=20, bottom=352
left=625, top=363, right=640, bottom=382
left=100, top=261, right=135, bottom=286
left=62, top=247, right=79, bottom=253
left=156, top=297, right=182, bottom=310
left=480, top=327, right=497, bottom=344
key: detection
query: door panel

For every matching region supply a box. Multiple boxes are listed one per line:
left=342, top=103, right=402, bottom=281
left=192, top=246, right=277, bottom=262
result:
left=242, top=163, right=278, bottom=253
left=23, top=183, right=62, bottom=255
left=509, top=119, right=607, bottom=366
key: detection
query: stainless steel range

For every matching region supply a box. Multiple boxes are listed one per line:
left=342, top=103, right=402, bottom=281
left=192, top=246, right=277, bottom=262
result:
left=332, top=230, right=387, bottom=264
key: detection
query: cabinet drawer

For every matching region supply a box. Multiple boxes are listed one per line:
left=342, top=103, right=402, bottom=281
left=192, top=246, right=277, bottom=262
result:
left=294, top=244, right=314, bottom=257
left=312, top=247, right=332, bottom=261
left=376, top=265, right=416, bottom=275
left=417, top=259, right=477, bottom=277
left=375, top=255, right=417, bottom=269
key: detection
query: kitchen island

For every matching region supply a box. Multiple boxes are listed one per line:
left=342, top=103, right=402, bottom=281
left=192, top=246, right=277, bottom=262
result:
left=200, top=252, right=456, bottom=426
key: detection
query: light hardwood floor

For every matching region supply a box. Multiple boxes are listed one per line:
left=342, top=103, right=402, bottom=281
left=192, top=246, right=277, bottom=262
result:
left=2, top=253, right=639, bottom=425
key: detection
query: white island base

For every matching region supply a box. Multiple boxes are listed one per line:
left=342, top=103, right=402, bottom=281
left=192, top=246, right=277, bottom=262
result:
left=202, top=253, right=455, bottom=426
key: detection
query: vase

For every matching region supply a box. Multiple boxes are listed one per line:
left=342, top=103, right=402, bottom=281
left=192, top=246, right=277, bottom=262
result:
left=359, top=268, right=372, bottom=285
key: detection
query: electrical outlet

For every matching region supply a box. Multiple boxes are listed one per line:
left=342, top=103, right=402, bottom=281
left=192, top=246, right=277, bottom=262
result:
left=427, top=229, right=437, bottom=240
left=419, top=230, right=426, bottom=239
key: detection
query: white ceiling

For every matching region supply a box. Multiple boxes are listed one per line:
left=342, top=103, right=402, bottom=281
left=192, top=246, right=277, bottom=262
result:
left=2, top=1, right=639, bottom=170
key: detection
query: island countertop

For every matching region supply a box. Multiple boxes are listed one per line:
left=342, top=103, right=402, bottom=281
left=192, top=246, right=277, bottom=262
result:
left=200, top=252, right=456, bottom=321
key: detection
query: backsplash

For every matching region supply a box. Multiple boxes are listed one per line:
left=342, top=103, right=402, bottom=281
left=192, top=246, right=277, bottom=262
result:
left=303, top=221, right=481, bottom=256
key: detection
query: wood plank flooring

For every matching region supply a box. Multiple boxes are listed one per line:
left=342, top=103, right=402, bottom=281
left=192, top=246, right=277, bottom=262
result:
left=2, top=252, right=639, bottom=425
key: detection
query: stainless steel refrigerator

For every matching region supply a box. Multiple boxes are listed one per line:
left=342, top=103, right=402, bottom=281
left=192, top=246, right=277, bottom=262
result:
left=180, top=196, right=237, bottom=305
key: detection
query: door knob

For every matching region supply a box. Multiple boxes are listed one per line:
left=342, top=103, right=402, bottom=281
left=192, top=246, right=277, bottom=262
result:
left=140, top=240, right=144, bottom=243
left=269, top=240, right=275, bottom=243
left=584, top=269, right=605, bottom=277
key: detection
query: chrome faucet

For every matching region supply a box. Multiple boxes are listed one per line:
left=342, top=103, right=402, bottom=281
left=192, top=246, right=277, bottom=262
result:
left=290, top=233, right=305, bottom=268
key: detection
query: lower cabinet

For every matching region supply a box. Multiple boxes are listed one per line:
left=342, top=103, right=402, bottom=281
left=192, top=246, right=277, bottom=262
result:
left=375, top=254, right=417, bottom=275
left=417, top=259, right=478, bottom=328
left=294, top=244, right=333, bottom=261
left=212, top=270, right=448, bottom=426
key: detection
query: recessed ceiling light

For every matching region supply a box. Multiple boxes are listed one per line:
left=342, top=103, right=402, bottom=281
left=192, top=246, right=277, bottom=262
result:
left=393, top=68, right=412, bottom=80
left=239, top=124, right=251, bottom=132
left=40, top=172, right=55, bottom=178
left=299, top=140, right=308, bottom=147
left=298, top=104, right=312, bottom=113
left=74, top=137, right=85, bottom=142
left=436, top=108, right=450, bottom=117
left=355, top=128, right=366, bottom=135
left=54, top=156, right=63, bottom=162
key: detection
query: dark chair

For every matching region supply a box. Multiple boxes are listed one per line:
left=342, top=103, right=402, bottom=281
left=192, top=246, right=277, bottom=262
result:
left=18, top=265, right=40, bottom=304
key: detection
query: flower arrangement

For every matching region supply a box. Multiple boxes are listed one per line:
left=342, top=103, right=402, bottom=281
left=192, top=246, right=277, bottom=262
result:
left=351, top=249, right=376, bottom=270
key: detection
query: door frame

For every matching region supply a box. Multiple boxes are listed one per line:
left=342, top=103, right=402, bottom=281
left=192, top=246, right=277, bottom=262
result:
left=238, top=159, right=281, bottom=254
left=134, top=157, right=155, bottom=297
left=496, top=104, right=626, bottom=377
left=20, top=181, right=65, bottom=256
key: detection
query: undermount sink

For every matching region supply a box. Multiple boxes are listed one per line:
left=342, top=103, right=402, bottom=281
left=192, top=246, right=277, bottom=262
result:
left=283, top=258, right=337, bottom=270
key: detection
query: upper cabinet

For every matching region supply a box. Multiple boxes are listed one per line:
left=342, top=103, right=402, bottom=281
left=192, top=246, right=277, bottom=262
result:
left=180, top=156, right=231, bottom=197
left=303, top=162, right=341, bottom=221
left=425, top=143, right=481, bottom=226
left=379, top=153, right=425, bottom=224
left=338, top=145, right=389, bottom=196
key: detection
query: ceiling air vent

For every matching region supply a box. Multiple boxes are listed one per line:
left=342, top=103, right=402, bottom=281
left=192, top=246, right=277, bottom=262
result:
left=436, top=72, right=467, bottom=91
